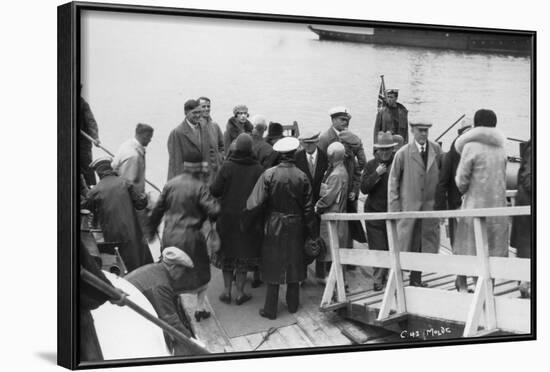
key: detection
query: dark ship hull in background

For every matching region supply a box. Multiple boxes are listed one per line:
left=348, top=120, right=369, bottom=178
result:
left=308, top=25, right=532, bottom=56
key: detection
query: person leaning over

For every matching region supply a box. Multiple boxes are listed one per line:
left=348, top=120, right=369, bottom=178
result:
left=82, top=157, right=153, bottom=273
left=125, top=247, right=198, bottom=355
left=148, top=153, right=220, bottom=322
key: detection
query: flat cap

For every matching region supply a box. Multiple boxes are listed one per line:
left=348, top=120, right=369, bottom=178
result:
left=298, top=130, right=320, bottom=143
left=89, top=156, right=113, bottom=171
left=273, top=136, right=300, bottom=153
left=162, top=247, right=194, bottom=268
left=385, top=89, right=399, bottom=96
left=409, top=120, right=433, bottom=128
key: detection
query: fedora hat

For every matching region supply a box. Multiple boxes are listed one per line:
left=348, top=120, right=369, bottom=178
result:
left=374, top=131, right=398, bottom=149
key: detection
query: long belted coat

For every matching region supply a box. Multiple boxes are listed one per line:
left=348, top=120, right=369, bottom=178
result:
left=453, top=127, right=508, bottom=257
left=167, top=120, right=211, bottom=181
left=388, top=140, right=442, bottom=253
left=246, top=161, right=315, bottom=284
left=149, top=172, right=220, bottom=291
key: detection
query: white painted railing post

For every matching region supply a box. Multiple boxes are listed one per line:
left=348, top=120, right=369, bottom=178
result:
left=327, top=220, right=347, bottom=303
left=378, top=219, right=406, bottom=320
left=463, top=216, right=497, bottom=337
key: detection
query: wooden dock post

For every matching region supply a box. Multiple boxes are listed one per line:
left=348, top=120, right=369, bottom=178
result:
left=463, top=217, right=497, bottom=336
left=377, top=219, right=406, bottom=320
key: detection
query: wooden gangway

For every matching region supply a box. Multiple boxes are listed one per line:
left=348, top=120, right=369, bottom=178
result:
left=320, top=205, right=532, bottom=338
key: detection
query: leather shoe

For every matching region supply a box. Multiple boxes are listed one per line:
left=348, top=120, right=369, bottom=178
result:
left=235, top=294, right=252, bottom=305
left=410, top=281, right=428, bottom=288
left=194, top=310, right=211, bottom=322
left=219, top=293, right=231, bottom=304
left=259, top=309, right=276, bottom=320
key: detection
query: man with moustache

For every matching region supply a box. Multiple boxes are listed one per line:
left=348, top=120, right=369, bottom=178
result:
left=360, top=131, right=398, bottom=291
left=318, top=106, right=352, bottom=153
left=374, top=89, right=409, bottom=144
left=388, top=120, right=442, bottom=287
left=167, top=99, right=211, bottom=182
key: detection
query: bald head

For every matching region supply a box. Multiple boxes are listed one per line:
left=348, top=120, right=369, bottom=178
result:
left=327, top=141, right=345, bottom=163
left=251, top=115, right=268, bottom=136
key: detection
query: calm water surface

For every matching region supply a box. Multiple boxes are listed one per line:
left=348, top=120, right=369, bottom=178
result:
left=82, top=11, right=531, bottom=192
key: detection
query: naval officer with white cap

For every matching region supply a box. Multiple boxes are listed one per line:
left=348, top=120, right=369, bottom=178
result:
left=318, top=106, right=352, bottom=153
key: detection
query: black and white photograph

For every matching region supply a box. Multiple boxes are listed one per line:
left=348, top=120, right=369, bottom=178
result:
left=56, top=0, right=538, bottom=368
left=3, top=0, right=541, bottom=371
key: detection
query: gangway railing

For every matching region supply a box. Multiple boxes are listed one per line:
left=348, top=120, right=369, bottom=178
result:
left=320, top=206, right=531, bottom=337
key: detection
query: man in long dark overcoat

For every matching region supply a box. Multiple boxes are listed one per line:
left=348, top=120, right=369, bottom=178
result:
left=360, top=131, right=397, bottom=291
left=167, top=99, right=211, bottom=181
left=246, top=137, right=315, bottom=320
left=82, top=157, right=153, bottom=273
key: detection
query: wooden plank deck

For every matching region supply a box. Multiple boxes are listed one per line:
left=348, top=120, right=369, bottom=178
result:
left=181, top=223, right=529, bottom=354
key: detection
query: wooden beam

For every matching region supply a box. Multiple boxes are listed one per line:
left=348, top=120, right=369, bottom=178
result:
left=463, top=279, right=486, bottom=337
left=362, top=285, right=530, bottom=334
left=474, top=217, right=497, bottom=331
left=398, top=252, right=480, bottom=276
left=377, top=269, right=397, bottom=319
left=490, top=256, right=531, bottom=282
left=322, top=206, right=530, bottom=221
left=378, top=220, right=406, bottom=321
left=373, top=312, right=409, bottom=327
left=338, top=248, right=392, bottom=268
left=328, top=220, right=347, bottom=303
left=320, top=261, right=337, bottom=308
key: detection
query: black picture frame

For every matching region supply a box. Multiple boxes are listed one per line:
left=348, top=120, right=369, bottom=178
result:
left=58, top=1, right=536, bottom=369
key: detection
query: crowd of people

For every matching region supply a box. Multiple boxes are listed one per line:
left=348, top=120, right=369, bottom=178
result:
left=78, top=89, right=532, bottom=359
